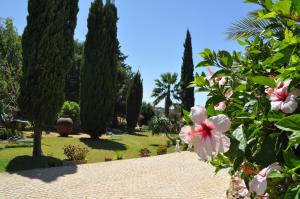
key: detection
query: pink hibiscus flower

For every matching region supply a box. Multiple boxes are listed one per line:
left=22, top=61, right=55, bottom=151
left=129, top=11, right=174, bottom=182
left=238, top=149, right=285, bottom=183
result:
left=214, top=101, right=226, bottom=111
left=206, top=67, right=227, bottom=86
left=179, top=106, right=231, bottom=161
left=248, top=163, right=281, bottom=197
left=265, top=79, right=300, bottom=113
left=214, top=90, right=233, bottom=111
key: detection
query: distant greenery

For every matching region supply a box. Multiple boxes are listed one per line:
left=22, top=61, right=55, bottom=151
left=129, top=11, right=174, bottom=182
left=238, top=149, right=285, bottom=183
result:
left=139, top=102, right=155, bottom=126
left=0, top=18, right=22, bottom=121
left=0, top=132, right=176, bottom=172
left=126, top=71, right=143, bottom=130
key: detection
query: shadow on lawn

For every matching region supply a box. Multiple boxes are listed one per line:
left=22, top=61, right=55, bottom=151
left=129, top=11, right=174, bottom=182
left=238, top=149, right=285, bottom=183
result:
left=5, top=156, right=77, bottom=183
left=80, top=138, right=127, bottom=151
left=127, top=132, right=148, bottom=137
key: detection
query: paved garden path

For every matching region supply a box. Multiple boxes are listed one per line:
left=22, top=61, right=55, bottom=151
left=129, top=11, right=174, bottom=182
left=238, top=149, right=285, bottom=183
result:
left=0, top=152, right=230, bottom=199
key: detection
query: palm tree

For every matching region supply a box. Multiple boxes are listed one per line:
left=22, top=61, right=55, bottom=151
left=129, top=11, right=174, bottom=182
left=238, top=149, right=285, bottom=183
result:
left=152, top=72, right=179, bottom=117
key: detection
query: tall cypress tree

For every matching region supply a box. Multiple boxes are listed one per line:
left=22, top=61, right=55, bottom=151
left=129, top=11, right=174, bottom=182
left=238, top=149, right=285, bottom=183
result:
left=180, top=30, right=194, bottom=110
left=19, top=0, right=78, bottom=157
left=81, top=0, right=118, bottom=139
left=126, top=71, right=143, bottom=131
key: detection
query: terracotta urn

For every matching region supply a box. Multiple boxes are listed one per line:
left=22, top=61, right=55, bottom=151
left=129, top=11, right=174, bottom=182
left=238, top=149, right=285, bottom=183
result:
left=57, top=117, right=73, bottom=137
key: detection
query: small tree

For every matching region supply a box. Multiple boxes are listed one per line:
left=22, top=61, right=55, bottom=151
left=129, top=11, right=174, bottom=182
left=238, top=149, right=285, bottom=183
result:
left=179, top=30, right=194, bottom=111
left=81, top=0, right=118, bottom=139
left=152, top=73, right=179, bottom=117
left=140, top=102, right=155, bottom=126
left=19, top=0, right=78, bottom=156
left=126, top=71, right=143, bottom=131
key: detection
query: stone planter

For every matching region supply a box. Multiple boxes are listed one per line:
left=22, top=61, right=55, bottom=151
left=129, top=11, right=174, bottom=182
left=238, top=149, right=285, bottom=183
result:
left=57, top=117, right=73, bottom=137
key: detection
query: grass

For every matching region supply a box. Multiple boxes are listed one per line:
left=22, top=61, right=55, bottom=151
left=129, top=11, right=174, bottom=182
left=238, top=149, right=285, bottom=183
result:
left=0, top=131, right=176, bottom=172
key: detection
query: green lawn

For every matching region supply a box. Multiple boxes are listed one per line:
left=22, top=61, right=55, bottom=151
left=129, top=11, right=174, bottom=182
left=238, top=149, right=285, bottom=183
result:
left=0, top=132, right=176, bottom=172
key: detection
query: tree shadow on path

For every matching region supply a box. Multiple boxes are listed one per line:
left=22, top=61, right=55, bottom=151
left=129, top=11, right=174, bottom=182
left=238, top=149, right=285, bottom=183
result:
left=80, top=138, right=127, bottom=151
left=5, top=155, right=77, bottom=183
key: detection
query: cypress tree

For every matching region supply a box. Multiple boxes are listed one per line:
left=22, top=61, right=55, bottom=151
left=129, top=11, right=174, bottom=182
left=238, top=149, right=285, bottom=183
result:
left=126, top=71, right=143, bottom=131
left=19, top=0, right=78, bottom=157
left=180, top=30, right=194, bottom=110
left=81, top=0, right=118, bottom=139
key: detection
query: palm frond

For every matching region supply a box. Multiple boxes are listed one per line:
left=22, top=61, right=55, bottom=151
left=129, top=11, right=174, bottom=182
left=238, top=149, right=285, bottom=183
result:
left=226, top=17, right=279, bottom=40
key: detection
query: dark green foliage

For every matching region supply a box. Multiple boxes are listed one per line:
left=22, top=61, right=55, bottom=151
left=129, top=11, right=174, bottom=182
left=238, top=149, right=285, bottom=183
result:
left=65, top=40, right=84, bottom=102
left=113, top=51, right=132, bottom=126
left=0, top=18, right=22, bottom=119
left=179, top=30, right=194, bottom=111
left=139, top=102, right=155, bottom=125
left=80, top=0, right=118, bottom=138
left=19, top=0, right=79, bottom=156
left=0, top=129, right=22, bottom=140
left=126, top=71, right=143, bottom=130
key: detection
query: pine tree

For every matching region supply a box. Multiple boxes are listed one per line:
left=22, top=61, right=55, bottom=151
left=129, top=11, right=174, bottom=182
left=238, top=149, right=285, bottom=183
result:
left=19, top=0, right=78, bottom=156
left=180, top=30, right=194, bottom=111
left=126, top=71, right=143, bottom=131
left=80, top=0, right=118, bottom=139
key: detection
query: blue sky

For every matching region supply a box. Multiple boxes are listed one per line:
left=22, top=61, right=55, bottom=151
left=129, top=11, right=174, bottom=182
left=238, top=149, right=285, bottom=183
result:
left=0, top=0, right=258, bottom=106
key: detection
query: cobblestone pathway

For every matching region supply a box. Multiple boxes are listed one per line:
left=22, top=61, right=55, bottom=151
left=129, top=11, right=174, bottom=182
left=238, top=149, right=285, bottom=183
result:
left=0, top=152, right=230, bottom=199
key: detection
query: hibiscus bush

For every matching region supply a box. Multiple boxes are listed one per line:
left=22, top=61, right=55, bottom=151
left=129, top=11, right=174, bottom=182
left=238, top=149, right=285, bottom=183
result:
left=180, top=1, right=300, bottom=198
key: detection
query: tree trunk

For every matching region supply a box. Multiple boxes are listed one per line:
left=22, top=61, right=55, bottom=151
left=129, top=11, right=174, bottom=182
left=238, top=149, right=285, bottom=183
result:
left=164, top=88, right=171, bottom=117
left=33, top=124, right=43, bottom=157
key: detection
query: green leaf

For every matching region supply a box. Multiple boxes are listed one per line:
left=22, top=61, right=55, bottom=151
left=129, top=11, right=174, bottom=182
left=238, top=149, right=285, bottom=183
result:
left=288, top=133, right=300, bottom=147
left=199, top=48, right=212, bottom=58
left=182, top=109, right=192, bottom=125
left=268, top=171, right=287, bottom=179
left=283, top=150, right=300, bottom=169
left=265, top=0, right=273, bottom=10
left=232, top=125, right=247, bottom=152
left=217, top=50, right=233, bottom=68
left=196, top=61, right=212, bottom=68
left=250, top=76, right=276, bottom=88
left=284, top=184, right=300, bottom=199
left=258, top=11, right=277, bottom=19
left=276, top=114, right=300, bottom=133
left=273, top=0, right=292, bottom=15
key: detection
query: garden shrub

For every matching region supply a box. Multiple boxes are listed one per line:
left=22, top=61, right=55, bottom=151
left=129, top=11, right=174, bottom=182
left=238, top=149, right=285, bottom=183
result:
left=148, top=114, right=171, bottom=134
left=0, top=129, right=22, bottom=140
left=59, top=101, right=80, bottom=130
left=115, top=151, right=123, bottom=160
left=179, top=1, right=300, bottom=198
left=139, top=102, right=155, bottom=125
left=139, top=148, right=151, bottom=157
left=63, top=145, right=89, bottom=161
left=157, top=145, right=167, bottom=155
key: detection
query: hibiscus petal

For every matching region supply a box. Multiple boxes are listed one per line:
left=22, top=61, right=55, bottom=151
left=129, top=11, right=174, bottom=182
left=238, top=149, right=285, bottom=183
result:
left=270, top=101, right=281, bottom=111
left=208, top=115, right=231, bottom=133
left=215, top=133, right=230, bottom=153
left=179, top=126, right=193, bottom=144
left=190, top=106, right=207, bottom=125
left=249, top=176, right=267, bottom=196
left=281, top=95, right=298, bottom=113
left=194, top=137, right=210, bottom=161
